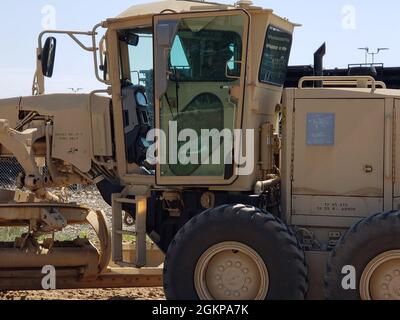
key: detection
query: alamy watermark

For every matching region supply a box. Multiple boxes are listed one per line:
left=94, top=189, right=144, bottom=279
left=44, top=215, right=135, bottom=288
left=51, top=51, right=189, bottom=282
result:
left=341, top=5, right=357, bottom=30
left=341, top=265, right=356, bottom=290
left=41, top=4, right=57, bottom=30
left=146, top=121, right=255, bottom=176
left=41, top=265, right=56, bottom=290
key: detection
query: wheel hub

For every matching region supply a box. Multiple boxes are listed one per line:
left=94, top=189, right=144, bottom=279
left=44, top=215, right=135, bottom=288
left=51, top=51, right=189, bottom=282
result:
left=360, top=250, right=400, bottom=300
left=378, top=269, right=400, bottom=299
left=216, top=260, right=253, bottom=296
left=194, top=242, right=269, bottom=300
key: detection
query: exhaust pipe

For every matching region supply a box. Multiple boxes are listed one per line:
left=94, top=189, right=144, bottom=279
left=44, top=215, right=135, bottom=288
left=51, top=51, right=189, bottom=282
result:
left=314, top=42, right=326, bottom=87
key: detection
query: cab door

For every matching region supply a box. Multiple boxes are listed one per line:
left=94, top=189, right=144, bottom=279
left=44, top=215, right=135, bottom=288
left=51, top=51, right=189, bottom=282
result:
left=153, top=10, right=249, bottom=186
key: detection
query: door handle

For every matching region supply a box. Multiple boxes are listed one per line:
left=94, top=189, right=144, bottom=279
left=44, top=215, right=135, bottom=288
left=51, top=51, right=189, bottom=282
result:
left=363, top=165, right=373, bottom=173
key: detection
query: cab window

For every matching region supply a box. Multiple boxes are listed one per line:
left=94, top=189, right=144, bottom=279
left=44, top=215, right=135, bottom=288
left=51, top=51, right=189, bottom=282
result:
left=259, top=25, right=292, bottom=86
left=169, top=26, right=242, bottom=82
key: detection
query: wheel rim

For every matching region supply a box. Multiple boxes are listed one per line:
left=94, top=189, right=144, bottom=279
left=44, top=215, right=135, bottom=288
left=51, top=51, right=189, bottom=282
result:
left=360, top=250, right=400, bottom=300
left=194, top=242, right=269, bottom=300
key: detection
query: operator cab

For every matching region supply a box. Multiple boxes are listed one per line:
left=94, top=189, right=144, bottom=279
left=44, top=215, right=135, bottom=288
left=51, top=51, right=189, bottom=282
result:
left=112, top=1, right=295, bottom=188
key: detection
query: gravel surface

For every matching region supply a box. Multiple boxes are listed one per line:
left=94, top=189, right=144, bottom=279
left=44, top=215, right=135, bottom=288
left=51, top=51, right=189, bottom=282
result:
left=52, top=187, right=136, bottom=242
left=62, top=187, right=114, bottom=241
left=0, top=288, right=165, bottom=300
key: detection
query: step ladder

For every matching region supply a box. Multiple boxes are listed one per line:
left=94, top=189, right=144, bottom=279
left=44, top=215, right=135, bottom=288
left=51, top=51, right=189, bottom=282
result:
left=111, top=191, right=148, bottom=268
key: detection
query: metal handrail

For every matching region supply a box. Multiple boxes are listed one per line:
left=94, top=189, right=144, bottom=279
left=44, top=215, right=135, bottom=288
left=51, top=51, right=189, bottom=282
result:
left=320, top=80, right=386, bottom=89
left=298, top=76, right=384, bottom=93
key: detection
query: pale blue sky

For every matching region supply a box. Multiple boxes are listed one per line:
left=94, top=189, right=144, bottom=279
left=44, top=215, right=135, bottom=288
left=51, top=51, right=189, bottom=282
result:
left=0, top=0, right=399, bottom=97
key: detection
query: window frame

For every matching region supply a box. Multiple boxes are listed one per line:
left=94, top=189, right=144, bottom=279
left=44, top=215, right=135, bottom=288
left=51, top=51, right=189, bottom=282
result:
left=153, top=9, right=250, bottom=186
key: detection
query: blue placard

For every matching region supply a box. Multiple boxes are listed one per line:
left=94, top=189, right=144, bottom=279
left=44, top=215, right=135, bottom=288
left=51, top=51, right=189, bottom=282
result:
left=306, top=113, right=335, bottom=146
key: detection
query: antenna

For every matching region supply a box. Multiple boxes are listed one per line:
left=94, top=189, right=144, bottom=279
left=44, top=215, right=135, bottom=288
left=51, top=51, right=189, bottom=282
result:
left=358, top=47, right=389, bottom=64
left=358, top=47, right=369, bottom=64
left=68, top=88, right=83, bottom=93
left=368, top=48, right=389, bottom=64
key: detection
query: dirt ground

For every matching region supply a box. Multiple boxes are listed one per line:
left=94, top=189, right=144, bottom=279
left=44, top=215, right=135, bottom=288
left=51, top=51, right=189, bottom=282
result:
left=0, top=287, right=165, bottom=300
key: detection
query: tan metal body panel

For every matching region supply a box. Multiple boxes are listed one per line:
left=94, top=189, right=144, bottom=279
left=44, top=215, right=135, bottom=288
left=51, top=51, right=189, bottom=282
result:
left=293, top=98, right=385, bottom=197
left=394, top=99, right=400, bottom=198
left=91, top=95, right=113, bottom=157
left=116, top=0, right=235, bottom=20
left=292, top=195, right=384, bottom=217
left=19, top=93, right=111, bottom=173
left=0, top=98, right=21, bottom=155
left=0, top=97, right=19, bottom=128
left=281, top=89, right=294, bottom=221
left=283, top=87, right=399, bottom=228
left=293, top=87, right=400, bottom=101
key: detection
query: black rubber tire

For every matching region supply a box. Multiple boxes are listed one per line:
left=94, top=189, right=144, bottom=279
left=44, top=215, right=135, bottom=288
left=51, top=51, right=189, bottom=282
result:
left=325, top=211, right=400, bottom=300
left=163, top=204, right=308, bottom=300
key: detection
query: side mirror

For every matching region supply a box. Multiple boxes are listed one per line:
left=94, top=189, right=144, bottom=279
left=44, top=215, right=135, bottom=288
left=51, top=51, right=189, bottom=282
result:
left=41, top=37, right=57, bottom=78
left=126, top=33, right=139, bottom=46
left=119, top=31, right=139, bottom=46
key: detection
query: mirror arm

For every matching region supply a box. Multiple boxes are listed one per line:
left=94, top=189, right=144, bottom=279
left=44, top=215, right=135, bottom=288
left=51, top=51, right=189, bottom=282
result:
left=91, top=22, right=110, bottom=84
left=38, top=29, right=94, bottom=49
left=38, top=30, right=93, bottom=51
left=68, top=33, right=95, bottom=51
left=34, top=22, right=110, bottom=94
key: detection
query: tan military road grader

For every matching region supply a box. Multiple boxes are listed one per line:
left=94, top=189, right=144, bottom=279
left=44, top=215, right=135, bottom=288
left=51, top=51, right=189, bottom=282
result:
left=0, top=0, right=399, bottom=300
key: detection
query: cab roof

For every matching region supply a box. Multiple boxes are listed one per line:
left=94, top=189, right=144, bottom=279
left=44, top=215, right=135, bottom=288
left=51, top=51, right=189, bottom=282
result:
left=116, top=0, right=260, bottom=19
